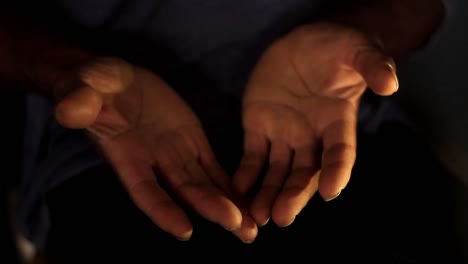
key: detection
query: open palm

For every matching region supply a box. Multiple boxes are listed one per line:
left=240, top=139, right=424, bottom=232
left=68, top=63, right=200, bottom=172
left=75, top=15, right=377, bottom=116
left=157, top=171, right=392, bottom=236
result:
left=233, top=23, right=399, bottom=227
left=54, top=58, right=257, bottom=242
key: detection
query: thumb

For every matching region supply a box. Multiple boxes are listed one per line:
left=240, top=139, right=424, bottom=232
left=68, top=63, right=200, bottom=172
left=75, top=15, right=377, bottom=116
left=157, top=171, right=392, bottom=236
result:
left=54, top=85, right=103, bottom=129
left=54, top=57, right=134, bottom=129
left=353, top=48, right=399, bottom=96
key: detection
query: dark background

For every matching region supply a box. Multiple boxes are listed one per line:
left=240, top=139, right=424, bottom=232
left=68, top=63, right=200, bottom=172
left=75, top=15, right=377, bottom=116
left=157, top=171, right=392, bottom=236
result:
left=1, top=0, right=467, bottom=262
left=1, top=87, right=466, bottom=263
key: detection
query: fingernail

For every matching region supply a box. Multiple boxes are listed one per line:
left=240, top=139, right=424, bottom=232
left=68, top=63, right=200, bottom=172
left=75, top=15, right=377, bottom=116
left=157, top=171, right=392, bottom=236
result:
left=386, top=63, right=399, bottom=92
left=278, top=216, right=295, bottom=228
left=241, top=239, right=255, bottom=244
left=259, top=218, right=270, bottom=227
left=324, top=190, right=342, bottom=202
left=175, top=230, right=193, bottom=241
left=225, top=225, right=241, bottom=232
left=175, top=236, right=191, bottom=242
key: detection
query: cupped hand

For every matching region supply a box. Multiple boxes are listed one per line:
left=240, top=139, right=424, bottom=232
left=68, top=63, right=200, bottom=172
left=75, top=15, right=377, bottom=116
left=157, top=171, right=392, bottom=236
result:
left=233, top=23, right=398, bottom=227
left=51, top=57, right=257, bottom=242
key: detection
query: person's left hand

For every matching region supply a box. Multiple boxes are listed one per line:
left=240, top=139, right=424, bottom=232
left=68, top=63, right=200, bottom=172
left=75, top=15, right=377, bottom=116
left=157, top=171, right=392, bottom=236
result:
left=233, top=23, right=399, bottom=227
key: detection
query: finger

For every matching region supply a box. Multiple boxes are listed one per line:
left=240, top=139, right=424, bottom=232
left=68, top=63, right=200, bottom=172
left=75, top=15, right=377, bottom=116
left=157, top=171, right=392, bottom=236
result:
left=154, top=131, right=242, bottom=230
left=79, top=57, right=134, bottom=94
left=232, top=132, right=269, bottom=194
left=165, top=161, right=242, bottom=231
left=272, top=145, right=320, bottom=227
left=100, top=142, right=193, bottom=240
left=250, top=141, right=292, bottom=226
left=353, top=48, right=398, bottom=95
left=319, top=119, right=356, bottom=201
left=198, top=144, right=259, bottom=243
left=231, top=196, right=259, bottom=244
left=54, top=57, right=134, bottom=129
left=196, top=133, right=232, bottom=194
left=54, top=85, right=103, bottom=129
left=202, top=156, right=259, bottom=243
left=127, top=177, right=193, bottom=241
left=202, top=157, right=231, bottom=194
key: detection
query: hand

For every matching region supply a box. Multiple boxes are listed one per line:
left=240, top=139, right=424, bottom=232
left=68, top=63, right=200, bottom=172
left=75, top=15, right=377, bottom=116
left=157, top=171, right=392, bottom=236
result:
left=51, top=57, right=257, bottom=242
left=233, top=23, right=398, bottom=227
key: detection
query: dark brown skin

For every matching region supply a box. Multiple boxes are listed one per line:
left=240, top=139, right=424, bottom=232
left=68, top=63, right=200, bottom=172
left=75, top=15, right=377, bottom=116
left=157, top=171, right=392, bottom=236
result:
left=0, top=0, right=445, bottom=242
left=233, top=0, right=445, bottom=227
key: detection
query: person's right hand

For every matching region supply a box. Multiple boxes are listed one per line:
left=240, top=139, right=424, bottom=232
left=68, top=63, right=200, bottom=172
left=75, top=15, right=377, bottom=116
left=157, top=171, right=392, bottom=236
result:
left=39, top=56, right=257, bottom=243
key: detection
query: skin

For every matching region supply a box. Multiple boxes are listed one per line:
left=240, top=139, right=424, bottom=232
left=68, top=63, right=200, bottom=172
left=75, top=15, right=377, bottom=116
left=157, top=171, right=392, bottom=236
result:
left=51, top=23, right=397, bottom=239
left=54, top=58, right=258, bottom=243
left=0, top=0, right=444, bottom=244
left=233, top=23, right=398, bottom=227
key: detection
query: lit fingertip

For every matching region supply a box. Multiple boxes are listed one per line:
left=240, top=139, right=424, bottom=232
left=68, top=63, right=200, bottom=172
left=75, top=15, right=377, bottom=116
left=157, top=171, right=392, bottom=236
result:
left=385, top=63, right=399, bottom=93
left=176, top=236, right=191, bottom=242
left=175, top=230, right=193, bottom=242
left=259, top=217, right=270, bottom=227
left=225, top=225, right=241, bottom=232
left=323, top=190, right=342, bottom=202
left=241, top=239, right=255, bottom=244
left=277, top=216, right=296, bottom=228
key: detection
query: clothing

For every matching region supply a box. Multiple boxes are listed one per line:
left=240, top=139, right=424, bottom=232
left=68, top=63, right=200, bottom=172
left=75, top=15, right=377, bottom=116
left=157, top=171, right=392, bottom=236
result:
left=15, top=0, right=456, bottom=249
left=395, top=0, right=468, bottom=186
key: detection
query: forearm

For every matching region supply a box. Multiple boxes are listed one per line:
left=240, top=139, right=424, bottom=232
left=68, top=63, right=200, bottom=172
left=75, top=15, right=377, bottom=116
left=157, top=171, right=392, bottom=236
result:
left=0, top=4, right=93, bottom=97
left=319, top=0, right=445, bottom=59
